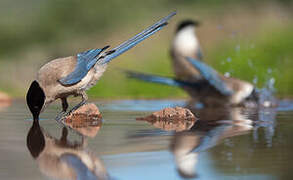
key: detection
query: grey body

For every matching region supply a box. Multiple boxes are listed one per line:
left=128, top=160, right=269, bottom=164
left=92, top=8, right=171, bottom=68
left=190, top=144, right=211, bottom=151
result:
left=37, top=56, right=107, bottom=109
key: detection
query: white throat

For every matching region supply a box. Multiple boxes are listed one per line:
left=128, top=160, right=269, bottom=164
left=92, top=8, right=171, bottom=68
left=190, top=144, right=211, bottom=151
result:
left=173, top=26, right=199, bottom=56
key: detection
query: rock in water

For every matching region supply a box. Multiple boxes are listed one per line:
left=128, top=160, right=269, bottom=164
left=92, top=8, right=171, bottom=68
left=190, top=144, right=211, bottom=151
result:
left=64, top=103, right=102, bottom=137
left=137, top=107, right=197, bottom=132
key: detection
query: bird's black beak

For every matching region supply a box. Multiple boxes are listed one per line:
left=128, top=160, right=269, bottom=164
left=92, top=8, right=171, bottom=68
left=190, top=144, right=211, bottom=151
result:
left=26, top=80, right=45, bottom=120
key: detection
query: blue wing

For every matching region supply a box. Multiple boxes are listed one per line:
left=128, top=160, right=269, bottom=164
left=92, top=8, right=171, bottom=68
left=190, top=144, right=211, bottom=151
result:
left=186, top=57, right=234, bottom=96
left=59, top=46, right=109, bottom=85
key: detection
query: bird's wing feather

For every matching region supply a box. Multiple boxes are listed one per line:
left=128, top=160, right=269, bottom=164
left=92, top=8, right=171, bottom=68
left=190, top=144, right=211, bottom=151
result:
left=59, top=46, right=109, bottom=85
left=186, top=57, right=234, bottom=96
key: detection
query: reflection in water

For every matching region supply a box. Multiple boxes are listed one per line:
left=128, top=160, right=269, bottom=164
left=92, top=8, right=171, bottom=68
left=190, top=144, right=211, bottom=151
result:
left=207, top=107, right=284, bottom=178
left=137, top=107, right=196, bottom=132
left=253, top=108, right=277, bottom=147
left=64, top=111, right=103, bottom=138
left=170, top=107, right=254, bottom=178
left=1, top=100, right=288, bottom=179
left=134, top=106, right=272, bottom=178
left=26, top=118, right=109, bottom=180
left=138, top=117, right=196, bottom=132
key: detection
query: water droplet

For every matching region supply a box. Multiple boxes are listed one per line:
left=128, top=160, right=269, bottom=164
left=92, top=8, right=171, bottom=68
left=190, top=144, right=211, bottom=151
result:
left=224, top=72, right=231, bottom=77
left=269, top=78, right=275, bottom=85
left=267, top=68, right=272, bottom=74
left=253, top=76, right=258, bottom=85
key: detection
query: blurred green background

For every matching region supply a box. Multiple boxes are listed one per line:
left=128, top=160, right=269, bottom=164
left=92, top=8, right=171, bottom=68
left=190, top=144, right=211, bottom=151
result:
left=0, top=0, right=292, bottom=99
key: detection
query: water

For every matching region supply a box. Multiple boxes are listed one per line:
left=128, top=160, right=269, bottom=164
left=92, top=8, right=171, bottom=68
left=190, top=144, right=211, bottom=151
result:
left=0, top=100, right=293, bottom=180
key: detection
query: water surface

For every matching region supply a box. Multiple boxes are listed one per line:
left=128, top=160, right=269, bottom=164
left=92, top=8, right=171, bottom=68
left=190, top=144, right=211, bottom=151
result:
left=0, top=100, right=292, bottom=180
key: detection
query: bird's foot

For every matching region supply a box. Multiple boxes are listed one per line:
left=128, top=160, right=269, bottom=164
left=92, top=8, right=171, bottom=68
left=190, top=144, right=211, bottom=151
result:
left=67, top=101, right=87, bottom=115
left=55, top=111, right=66, bottom=122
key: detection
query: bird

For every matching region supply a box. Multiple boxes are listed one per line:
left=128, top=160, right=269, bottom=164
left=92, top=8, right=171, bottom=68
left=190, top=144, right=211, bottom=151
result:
left=26, top=12, right=176, bottom=120
left=126, top=57, right=259, bottom=107
left=171, top=20, right=203, bottom=82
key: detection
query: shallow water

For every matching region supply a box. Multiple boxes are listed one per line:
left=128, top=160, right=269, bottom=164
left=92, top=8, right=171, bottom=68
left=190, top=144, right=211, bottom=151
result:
left=0, top=99, right=293, bottom=180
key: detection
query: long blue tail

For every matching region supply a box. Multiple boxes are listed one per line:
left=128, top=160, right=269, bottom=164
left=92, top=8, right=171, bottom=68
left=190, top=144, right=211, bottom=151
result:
left=98, top=11, right=176, bottom=65
left=125, top=71, right=195, bottom=87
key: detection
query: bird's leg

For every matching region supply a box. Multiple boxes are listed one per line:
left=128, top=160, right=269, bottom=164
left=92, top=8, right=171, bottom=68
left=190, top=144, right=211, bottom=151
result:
left=60, top=127, right=69, bottom=145
left=67, top=91, right=88, bottom=115
left=56, top=98, right=68, bottom=121
left=62, top=98, right=69, bottom=112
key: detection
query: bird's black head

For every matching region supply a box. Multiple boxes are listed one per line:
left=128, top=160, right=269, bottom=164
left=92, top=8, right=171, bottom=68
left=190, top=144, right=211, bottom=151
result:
left=26, top=81, right=45, bottom=120
left=176, top=20, right=200, bottom=33
left=26, top=119, right=45, bottom=159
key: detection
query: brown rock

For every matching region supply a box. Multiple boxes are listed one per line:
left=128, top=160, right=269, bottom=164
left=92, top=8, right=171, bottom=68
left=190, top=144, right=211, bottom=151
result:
left=64, top=103, right=102, bottom=137
left=137, top=107, right=197, bottom=132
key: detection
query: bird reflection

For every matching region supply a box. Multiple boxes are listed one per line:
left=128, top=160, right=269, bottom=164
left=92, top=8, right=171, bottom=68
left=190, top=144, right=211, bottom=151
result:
left=170, top=107, right=253, bottom=178
left=136, top=107, right=254, bottom=178
left=170, top=108, right=252, bottom=178
left=26, top=117, right=109, bottom=180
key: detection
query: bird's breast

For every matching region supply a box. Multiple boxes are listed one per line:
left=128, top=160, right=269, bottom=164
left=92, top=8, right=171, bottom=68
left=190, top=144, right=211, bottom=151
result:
left=83, top=64, right=108, bottom=90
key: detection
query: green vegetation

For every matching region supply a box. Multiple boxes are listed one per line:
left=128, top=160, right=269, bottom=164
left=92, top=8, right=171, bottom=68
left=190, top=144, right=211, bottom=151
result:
left=0, top=0, right=292, bottom=98
left=207, top=24, right=293, bottom=98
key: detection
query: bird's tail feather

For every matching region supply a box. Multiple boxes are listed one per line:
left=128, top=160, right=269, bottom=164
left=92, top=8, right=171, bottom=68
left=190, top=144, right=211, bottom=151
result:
left=98, top=11, right=176, bottom=65
left=125, top=70, right=194, bottom=87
